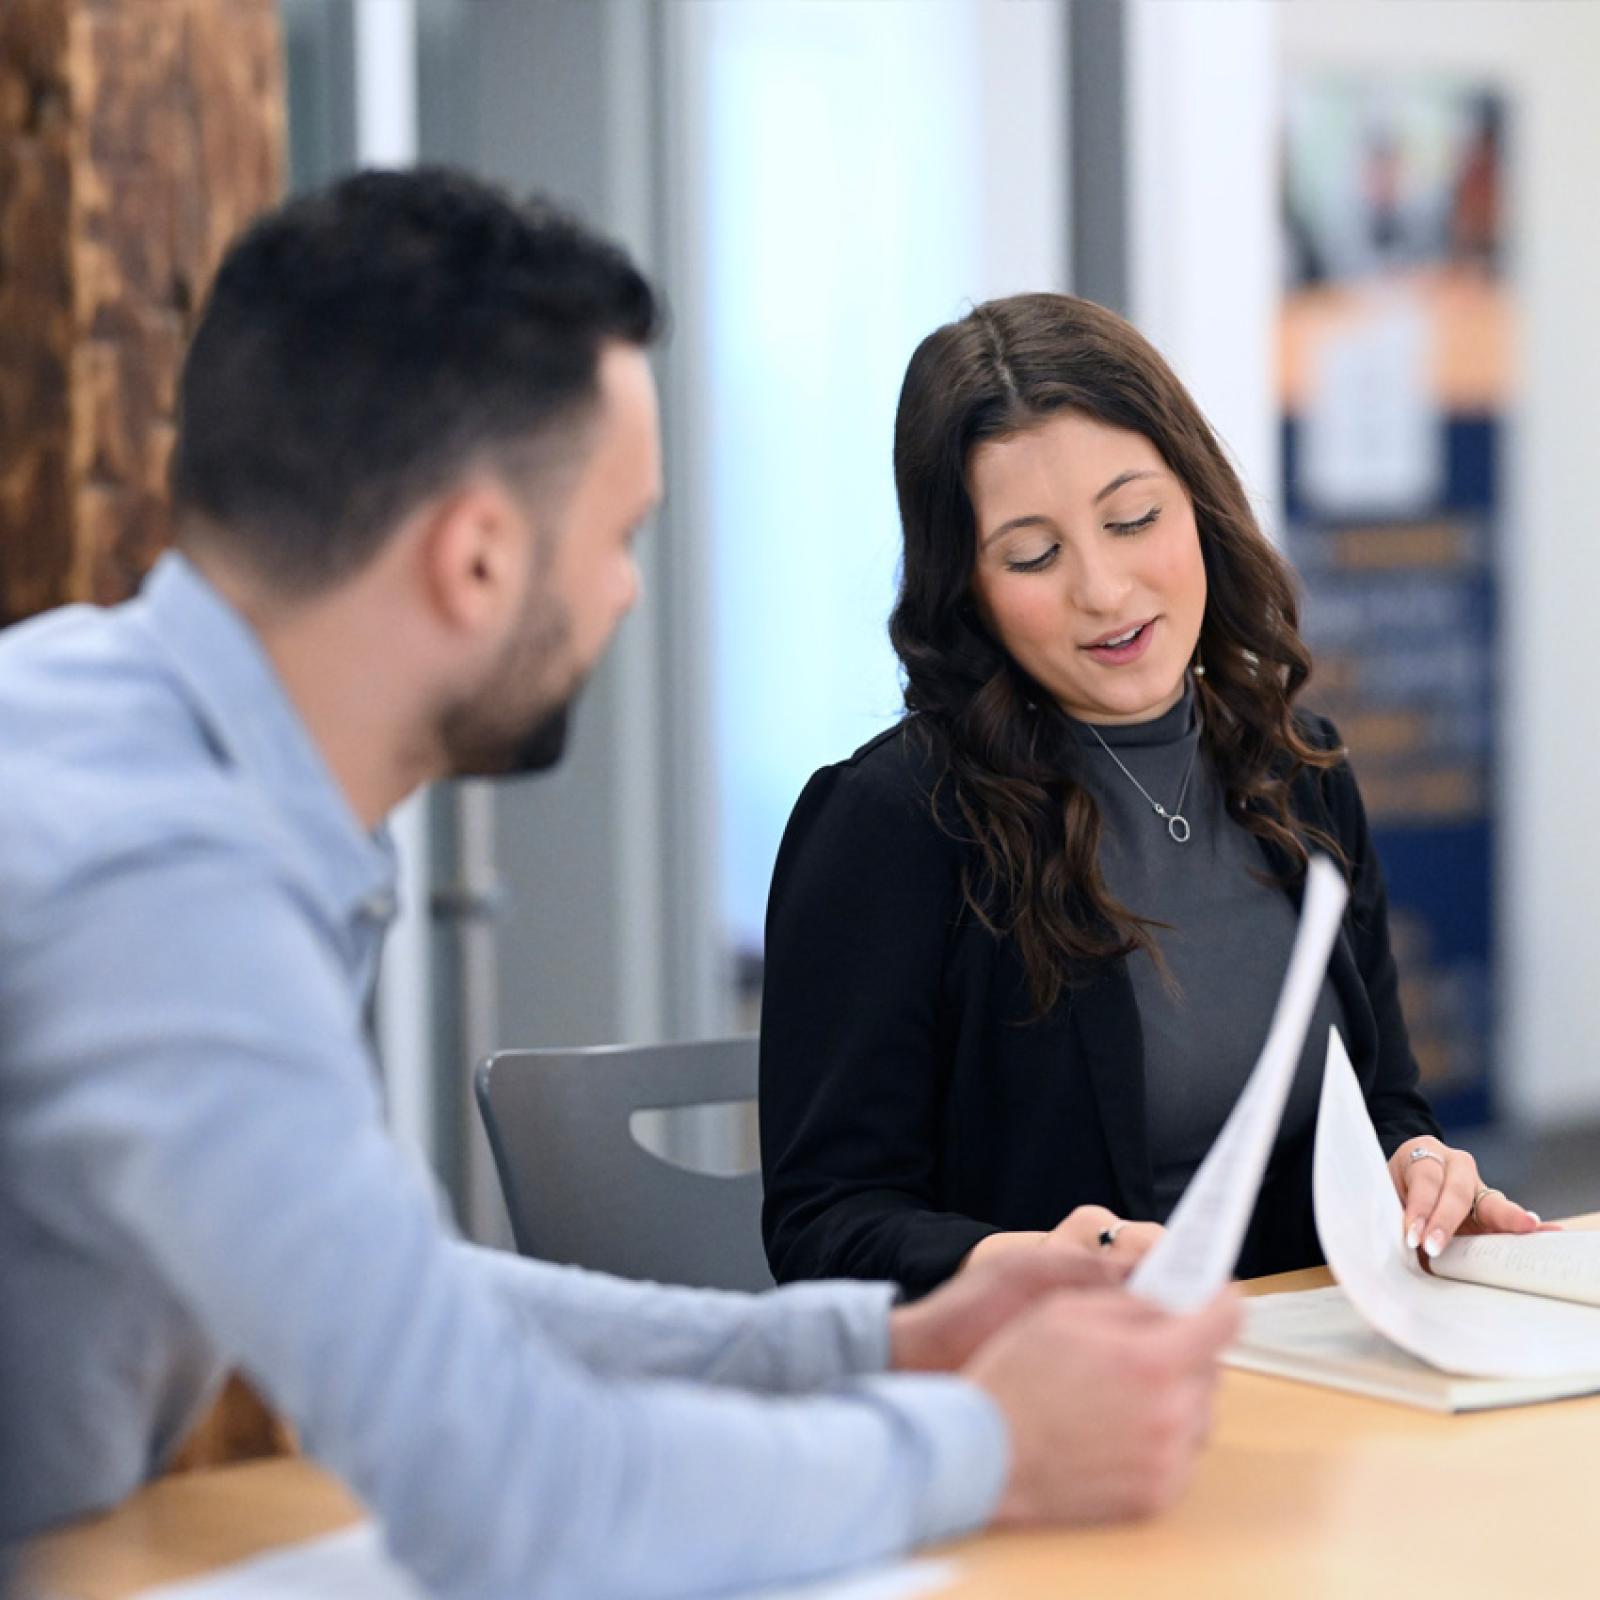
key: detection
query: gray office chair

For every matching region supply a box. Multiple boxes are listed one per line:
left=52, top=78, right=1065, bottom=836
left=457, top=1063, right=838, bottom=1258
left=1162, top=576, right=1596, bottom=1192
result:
left=475, top=1037, right=775, bottom=1292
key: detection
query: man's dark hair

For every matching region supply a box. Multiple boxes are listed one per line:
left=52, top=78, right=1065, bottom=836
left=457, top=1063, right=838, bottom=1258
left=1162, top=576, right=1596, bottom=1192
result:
left=171, top=167, right=661, bottom=592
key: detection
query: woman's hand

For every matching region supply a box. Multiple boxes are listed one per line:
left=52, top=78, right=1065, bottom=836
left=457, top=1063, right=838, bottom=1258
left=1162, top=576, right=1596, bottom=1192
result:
left=962, top=1206, right=1165, bottom=1273
left=1387, top=1136, right=1551, bottom=1258
left=1045, top=1204, right=1164, bottom=1264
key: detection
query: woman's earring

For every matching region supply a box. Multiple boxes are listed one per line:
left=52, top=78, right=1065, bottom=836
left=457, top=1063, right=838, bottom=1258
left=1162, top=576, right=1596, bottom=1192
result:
left=1192, top=648, right=1206, bottom=680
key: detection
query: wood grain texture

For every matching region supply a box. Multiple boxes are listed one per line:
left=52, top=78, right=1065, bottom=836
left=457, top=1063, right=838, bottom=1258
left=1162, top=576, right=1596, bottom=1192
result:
left=0, top=0, right=74, bottom=623
left=164, top=1374, right=296, bottom=1477
left=0, top=0, right=285, bottom=623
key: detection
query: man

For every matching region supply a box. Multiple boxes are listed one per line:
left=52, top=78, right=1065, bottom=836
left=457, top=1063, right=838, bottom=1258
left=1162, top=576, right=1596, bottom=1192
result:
left=0, top=169, right=1238, bottom=1597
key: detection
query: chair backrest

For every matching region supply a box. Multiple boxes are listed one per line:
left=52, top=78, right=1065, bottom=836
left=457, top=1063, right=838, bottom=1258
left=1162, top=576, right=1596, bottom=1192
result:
left=475, top=1037, right=774, bottom=1292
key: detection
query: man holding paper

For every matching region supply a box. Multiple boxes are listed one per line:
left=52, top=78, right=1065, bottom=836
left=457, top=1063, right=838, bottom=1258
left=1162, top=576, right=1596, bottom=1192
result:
left=0, top=170, right=1241, bottom=1597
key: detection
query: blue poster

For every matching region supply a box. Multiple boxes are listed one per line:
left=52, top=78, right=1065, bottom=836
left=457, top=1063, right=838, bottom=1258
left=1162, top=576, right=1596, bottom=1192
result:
left=1280, top=80, right=1508, bottom=1127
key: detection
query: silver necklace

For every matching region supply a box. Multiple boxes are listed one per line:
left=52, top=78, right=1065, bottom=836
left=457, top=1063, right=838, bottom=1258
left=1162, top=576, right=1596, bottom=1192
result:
left=1084, top=721, right=1201, bottom=844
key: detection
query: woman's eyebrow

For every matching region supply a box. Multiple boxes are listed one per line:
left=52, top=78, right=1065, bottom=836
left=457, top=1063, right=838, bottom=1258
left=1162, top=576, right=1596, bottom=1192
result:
left=981, top=469, right=1162, bottom=548
left=1093, top=468, right=1159, bottom=504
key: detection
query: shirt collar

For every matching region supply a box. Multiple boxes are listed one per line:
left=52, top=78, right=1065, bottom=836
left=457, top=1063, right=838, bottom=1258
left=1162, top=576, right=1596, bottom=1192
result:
left=1070, top=680, right=1199, bottom=752
left=134, top=552, right=397, bottom=925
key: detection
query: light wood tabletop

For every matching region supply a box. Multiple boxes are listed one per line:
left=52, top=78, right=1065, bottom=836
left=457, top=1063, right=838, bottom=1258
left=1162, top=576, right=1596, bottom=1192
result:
left=26, top=1218, right=1600, bottom=1600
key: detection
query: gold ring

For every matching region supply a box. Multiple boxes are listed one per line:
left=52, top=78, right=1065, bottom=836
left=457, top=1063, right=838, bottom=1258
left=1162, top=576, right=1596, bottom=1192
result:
left=1469, top=1185, right=1498, bottom=1225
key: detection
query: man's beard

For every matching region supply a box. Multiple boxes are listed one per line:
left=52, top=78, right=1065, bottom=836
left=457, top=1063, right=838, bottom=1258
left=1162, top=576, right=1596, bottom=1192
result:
left=439, top=586, right=580, bottom=780
left=502, top=699, right=571, bottom=775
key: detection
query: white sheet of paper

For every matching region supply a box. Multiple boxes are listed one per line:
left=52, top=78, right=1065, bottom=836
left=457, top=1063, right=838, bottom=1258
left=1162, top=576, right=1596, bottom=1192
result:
left=727, top=1558, right=958, bottom=1599
left=1129, top=855, right=1348, bottom=1313
left=125, top=1524, right=425, bottom=1600
left=117, top=1522, right=957, bottom=1600
left=1313, top=1029, right=1600, bottom=1378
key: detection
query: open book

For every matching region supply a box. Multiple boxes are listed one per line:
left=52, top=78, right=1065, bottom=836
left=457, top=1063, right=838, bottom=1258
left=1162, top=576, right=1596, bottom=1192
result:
left=1229, top=1029, right=1600, bottom=1411
left=1232, top=1273, right=1600, bottom=1413
left=1122, top=855, right=1600, bottom=1411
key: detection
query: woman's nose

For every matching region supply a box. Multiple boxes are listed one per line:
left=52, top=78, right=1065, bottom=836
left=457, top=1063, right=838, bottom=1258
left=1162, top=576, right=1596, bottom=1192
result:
left=1067, top=544, right=1133, bottom=618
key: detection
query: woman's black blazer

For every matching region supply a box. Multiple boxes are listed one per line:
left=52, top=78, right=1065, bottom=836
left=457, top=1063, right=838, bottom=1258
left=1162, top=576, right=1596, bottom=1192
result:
left=758, top=713, right=1442, bottom=1298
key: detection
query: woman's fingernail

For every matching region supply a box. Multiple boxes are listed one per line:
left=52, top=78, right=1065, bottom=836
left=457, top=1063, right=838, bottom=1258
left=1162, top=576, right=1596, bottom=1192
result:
left=1527, top=1211, right=1542, bottom=1224
left=1406, top=1220, right=1422, bottom=1250
left=1424, top=1230, right=1445, bottom=1258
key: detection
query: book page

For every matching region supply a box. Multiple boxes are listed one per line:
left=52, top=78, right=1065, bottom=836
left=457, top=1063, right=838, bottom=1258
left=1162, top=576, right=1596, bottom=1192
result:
left=1129, top=856, right=1347, bottom=1313
left=1313, top=1031, right=1600, bottom=1379
left=1236, top=1284, right=1455, bottom=1385
left=1429, top=1232, right=1600, bottom=1308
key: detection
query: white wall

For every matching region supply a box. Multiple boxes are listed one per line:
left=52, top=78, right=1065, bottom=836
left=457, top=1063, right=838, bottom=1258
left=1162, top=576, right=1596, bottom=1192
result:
left=667, top=0, right=1068, bottom=967
left=353, top=0, right=436, bottom=1165
left=1126, top=0, right=1282, bottom=529
left=1281, top=1, right=1600, bottom=1127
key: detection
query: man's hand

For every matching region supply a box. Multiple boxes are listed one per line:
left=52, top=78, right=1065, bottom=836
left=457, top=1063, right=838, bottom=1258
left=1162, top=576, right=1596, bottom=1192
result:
left=889, top=1246, right=1128, bottom=1373
left=965, top=1287, right=1240, bottom=1526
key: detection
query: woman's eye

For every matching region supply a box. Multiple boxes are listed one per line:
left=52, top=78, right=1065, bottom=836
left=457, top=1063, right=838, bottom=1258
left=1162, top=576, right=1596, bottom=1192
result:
left=1006, top=544, right=1060, bottom=573
left=1107, top=507, right=1161, bottom=536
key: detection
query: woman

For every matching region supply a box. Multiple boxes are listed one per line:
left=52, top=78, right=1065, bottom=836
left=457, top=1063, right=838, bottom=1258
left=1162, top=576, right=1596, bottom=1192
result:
left=759, top=292, right=1538, bottom=1297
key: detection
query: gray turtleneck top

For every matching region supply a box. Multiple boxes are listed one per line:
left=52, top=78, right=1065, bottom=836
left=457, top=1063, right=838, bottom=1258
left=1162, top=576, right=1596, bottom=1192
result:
left=1070, top=685, right=1345, bottom=1222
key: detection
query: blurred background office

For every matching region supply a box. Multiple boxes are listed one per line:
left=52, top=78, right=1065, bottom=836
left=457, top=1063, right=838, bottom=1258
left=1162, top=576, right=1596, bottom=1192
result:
left=5, top=0, right=1597, bottom=1249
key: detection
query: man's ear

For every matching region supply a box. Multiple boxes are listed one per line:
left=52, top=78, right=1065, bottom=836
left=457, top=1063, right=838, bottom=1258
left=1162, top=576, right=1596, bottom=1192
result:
left=418, top=478, right=534, bottom=637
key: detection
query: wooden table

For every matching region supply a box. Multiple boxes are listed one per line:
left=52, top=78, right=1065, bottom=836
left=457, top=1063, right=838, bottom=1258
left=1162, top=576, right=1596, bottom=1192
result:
left=28, top=1222, right=1600, bottom=1599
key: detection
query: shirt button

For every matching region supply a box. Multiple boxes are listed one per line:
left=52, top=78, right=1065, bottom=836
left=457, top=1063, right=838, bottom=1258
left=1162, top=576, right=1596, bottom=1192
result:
left=359, top=890, right=397, bottom=922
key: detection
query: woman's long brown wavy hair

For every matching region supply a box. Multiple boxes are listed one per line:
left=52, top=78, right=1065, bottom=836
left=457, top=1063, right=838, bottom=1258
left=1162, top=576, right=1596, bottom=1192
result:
left=889, top=292, right=1341, bottom=1017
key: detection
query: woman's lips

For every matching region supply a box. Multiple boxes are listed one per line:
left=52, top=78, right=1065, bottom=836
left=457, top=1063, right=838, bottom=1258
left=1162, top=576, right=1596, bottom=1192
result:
left=1082, top=618, right=1157, bottom=666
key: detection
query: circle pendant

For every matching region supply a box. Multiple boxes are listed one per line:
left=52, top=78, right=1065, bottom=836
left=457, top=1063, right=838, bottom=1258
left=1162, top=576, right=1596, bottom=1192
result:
left=1167, top=813, right=1191, bottom=844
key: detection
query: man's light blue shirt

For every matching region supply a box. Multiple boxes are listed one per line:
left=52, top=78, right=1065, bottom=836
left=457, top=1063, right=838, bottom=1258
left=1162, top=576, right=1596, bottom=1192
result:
left=0, top=554, right=1007, bottom=1596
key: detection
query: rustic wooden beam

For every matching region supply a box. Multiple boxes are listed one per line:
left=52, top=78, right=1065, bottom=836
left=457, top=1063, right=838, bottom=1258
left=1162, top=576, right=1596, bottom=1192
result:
left=0, top=0, right=286, bottom=623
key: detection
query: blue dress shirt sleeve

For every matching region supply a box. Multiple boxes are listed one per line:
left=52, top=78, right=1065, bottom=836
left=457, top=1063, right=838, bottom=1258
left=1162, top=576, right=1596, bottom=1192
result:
left=461, top=1242, right=901, bottom=1392
left=11, top=838, right=1006, bottom=1598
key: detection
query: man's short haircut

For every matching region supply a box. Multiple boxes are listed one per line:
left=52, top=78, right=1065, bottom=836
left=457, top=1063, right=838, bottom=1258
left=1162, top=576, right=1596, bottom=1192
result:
left=171, top=167, right=661, bottom=593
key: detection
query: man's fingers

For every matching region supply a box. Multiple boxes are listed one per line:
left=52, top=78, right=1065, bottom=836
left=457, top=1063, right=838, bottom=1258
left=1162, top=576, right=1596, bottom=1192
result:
left=1133, top=1289, right=1242, bottom=1377
left=1002, top=1244, right=1128, bottom=1291
left=1175, top=1289, right=1243, bottom=1364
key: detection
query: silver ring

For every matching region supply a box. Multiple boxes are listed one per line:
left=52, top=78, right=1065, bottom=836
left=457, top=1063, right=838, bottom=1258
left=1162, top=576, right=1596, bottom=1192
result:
left=1408, top=1148, right=1447, bottom=1170
left=1098, top=1221, right=1127, bottom=1249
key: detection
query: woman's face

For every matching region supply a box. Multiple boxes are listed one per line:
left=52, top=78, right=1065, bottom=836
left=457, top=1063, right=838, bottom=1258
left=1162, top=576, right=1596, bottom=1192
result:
left=967, top=410, right=1207, bottom=725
